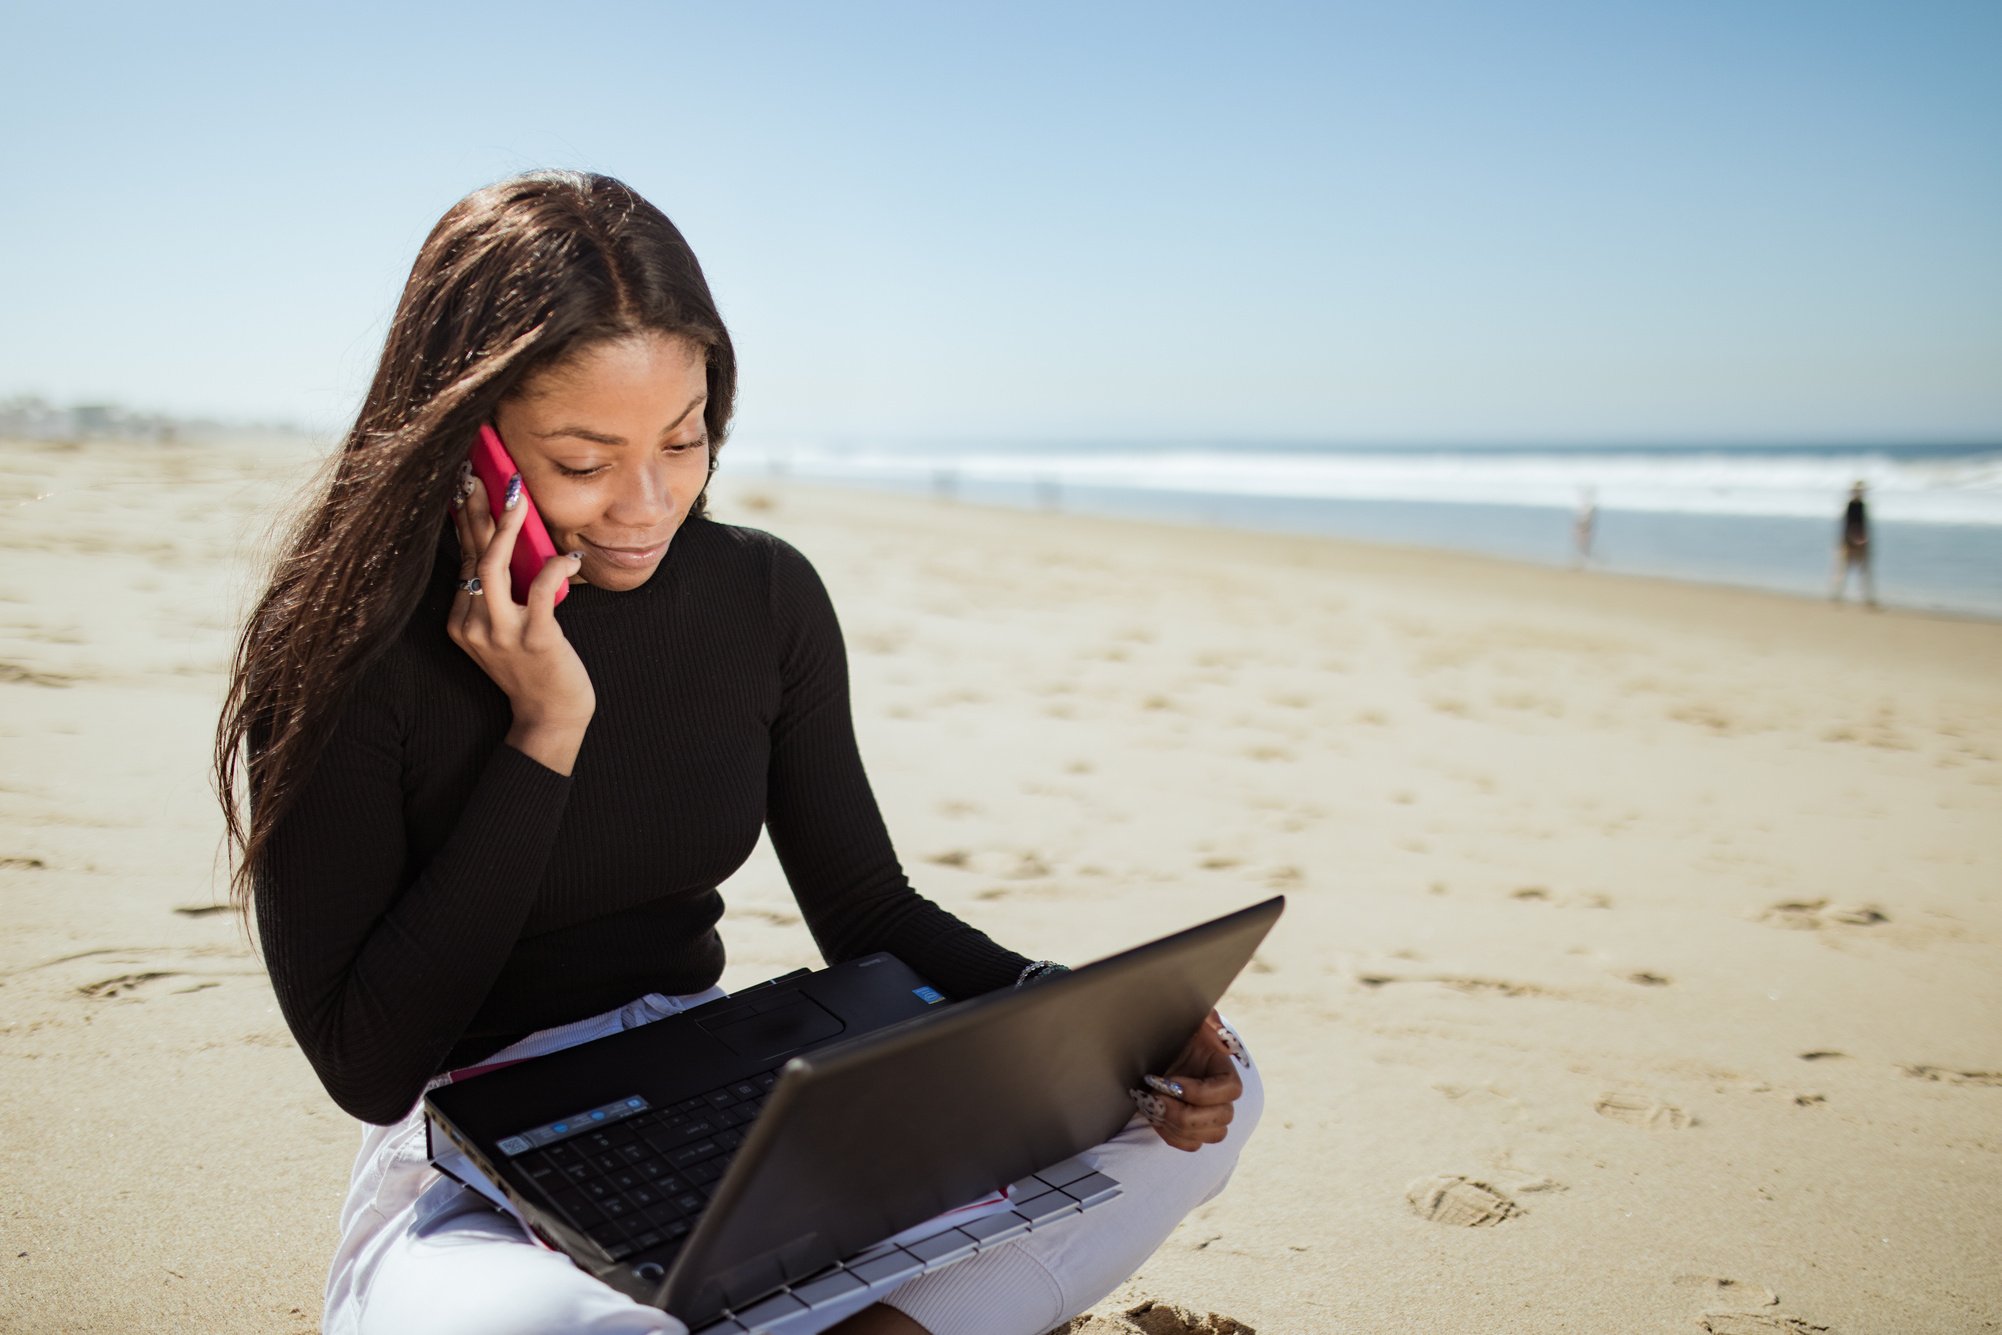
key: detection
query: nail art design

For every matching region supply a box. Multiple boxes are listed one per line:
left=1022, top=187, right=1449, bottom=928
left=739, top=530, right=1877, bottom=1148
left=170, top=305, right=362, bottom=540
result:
left=1216, top=1021, right=1250, bottom=1068
left=452, top=461, right=476, bottom=509
left=503, top=473, right=523, bottom=511
left=1142, top=1074, right=1186, bottom=1100
left=1128, top=1089, right=1168, bottom=1122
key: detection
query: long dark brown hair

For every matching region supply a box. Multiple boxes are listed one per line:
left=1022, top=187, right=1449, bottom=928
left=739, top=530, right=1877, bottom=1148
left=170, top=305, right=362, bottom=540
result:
left=215, top=171, right=737, bottom=916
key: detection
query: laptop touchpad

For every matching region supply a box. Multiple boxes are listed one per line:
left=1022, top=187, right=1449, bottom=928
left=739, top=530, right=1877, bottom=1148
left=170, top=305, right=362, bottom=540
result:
left=704, top=997, right=844, bottom=1060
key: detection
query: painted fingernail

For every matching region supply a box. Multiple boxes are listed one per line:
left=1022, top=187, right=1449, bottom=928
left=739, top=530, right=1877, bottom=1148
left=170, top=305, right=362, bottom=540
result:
left=567, top=550, right=583, bottom=562
left=1142, top=1074, right=1185, bottom=1100
left=503, top=473, right=522, bottom=511
left=1128, top=1089, right=1168, bottom=1122
left=1216, top=1023, right=1249, bottom=1067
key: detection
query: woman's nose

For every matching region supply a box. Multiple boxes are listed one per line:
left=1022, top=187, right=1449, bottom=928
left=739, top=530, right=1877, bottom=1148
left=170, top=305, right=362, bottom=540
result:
left=604, top=454, right=679, bottom=528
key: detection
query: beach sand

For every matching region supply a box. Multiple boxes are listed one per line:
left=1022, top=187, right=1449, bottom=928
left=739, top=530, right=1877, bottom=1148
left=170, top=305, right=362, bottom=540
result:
left=3, top=434, right=1999, bottom=1333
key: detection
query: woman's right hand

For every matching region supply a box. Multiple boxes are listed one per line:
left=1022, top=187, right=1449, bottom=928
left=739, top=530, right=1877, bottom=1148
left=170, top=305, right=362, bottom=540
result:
left=448, top=469, right=596, bottom=775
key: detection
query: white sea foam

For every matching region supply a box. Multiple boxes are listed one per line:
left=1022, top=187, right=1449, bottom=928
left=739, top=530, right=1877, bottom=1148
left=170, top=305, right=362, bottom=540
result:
left=734, top=442, right=2002, bottom=527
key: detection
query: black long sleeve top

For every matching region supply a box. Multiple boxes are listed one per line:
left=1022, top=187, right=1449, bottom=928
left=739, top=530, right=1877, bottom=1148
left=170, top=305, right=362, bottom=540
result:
left=254, top=518, right=1030, bottom=1125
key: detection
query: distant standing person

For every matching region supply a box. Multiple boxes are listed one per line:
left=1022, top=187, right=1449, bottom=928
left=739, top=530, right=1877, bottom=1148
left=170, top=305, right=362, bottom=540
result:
left=1572, top=488, right=1597, bottom=567
left=1831, top=480, right=1876, bottom=607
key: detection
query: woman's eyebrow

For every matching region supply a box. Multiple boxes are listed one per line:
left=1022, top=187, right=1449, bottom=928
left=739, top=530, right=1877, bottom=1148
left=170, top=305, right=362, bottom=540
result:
left=535, top=395, right=707, bottom=445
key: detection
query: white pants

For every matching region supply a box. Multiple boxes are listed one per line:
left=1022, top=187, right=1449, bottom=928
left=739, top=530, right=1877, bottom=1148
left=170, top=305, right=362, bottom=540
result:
left=324, top=990, right=1263, bottom=1335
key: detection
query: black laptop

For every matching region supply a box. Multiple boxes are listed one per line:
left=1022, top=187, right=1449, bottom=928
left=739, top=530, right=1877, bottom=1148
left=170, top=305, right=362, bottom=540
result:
left=425, top=896, right=1282, bottom=1328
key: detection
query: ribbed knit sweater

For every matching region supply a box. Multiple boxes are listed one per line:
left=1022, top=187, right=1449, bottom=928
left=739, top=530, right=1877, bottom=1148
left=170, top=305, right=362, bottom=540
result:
left=255, top=518, right=1030, bottom=1125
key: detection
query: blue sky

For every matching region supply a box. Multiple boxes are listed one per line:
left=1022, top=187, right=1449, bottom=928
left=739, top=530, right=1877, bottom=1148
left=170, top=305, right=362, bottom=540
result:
left=2, top=1, right=1998, bottom=444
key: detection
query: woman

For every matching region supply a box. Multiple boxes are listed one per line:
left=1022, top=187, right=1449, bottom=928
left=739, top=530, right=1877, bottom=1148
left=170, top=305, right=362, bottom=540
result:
left=216, top=170, right=1260, bottom=1335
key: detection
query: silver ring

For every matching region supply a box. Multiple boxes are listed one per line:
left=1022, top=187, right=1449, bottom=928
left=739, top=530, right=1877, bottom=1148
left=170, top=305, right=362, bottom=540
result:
left=457, top=576, right=484, bottom=596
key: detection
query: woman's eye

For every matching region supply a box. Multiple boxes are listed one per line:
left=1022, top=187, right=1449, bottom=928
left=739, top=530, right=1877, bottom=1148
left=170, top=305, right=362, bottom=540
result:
left=555, top=463, right=607, bottom=478
left=666, top=438, right=708, bottom=455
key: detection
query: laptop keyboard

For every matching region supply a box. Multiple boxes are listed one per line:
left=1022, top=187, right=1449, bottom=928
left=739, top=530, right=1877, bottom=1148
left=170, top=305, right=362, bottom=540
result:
left=513, top=1067, right=783, bottom=1261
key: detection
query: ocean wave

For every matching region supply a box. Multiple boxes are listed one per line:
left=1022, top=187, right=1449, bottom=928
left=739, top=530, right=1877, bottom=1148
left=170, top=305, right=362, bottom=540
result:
left=734, top=444, right=2002, bottom=526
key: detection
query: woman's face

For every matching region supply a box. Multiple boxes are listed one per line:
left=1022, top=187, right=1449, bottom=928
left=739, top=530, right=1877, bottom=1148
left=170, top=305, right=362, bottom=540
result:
left=492, top=333, right=711, bottom=593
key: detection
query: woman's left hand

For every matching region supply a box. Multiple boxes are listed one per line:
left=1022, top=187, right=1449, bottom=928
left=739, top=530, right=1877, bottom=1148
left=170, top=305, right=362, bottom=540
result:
left=1131, top=1011, right=1246, bottom=1152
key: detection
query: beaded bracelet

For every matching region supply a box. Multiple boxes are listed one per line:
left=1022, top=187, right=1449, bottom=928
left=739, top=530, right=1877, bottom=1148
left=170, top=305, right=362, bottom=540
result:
left=1015, top=960, right=1071, bottom=987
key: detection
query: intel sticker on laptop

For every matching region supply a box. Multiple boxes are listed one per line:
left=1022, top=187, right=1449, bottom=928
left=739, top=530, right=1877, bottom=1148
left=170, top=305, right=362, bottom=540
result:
left=912, top=986, right=945, bottom=1004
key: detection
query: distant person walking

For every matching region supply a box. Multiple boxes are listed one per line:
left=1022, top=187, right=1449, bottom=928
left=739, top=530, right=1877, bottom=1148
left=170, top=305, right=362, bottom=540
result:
left=1830, top=480, right=1876, bottom=607
left=1572, top=488, right=1597, bottom=567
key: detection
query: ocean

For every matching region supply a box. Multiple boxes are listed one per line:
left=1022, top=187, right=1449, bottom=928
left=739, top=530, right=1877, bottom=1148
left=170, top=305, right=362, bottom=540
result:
left=726, top=440, right=2002, bottom=621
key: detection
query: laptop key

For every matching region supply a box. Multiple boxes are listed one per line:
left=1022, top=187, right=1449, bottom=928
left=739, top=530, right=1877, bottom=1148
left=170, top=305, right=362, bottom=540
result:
left=1061, top=1171, right=1120, bottom=1208
left=1034, top=1156, right=1097, bottom=1190
left=959, top=1211, right=1030, bottom=1246
left=732, top=1290, right=809, bottom=1332
left=790, top=1267, right=867, bottom=1308
left=670, top=1140, right=721, bottom=1169
left=905, top=1228, right=976, bottom=1268
left=1013, top=1190, right=1078, bottom=1224
left=629, top=1229, right=663, bottom=1252
left=645, top=1128, right=695, bottom=1156
left=846, top=1249, right=921, bottom=1287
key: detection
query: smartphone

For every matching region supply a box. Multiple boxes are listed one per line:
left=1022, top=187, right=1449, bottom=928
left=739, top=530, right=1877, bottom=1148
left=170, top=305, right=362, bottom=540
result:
left=467, top=423, right=569, bottom=608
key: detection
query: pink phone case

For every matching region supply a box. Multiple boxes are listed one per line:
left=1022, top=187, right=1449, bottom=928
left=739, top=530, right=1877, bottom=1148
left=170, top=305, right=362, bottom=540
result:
left=468, top=424, right=569, bottom=608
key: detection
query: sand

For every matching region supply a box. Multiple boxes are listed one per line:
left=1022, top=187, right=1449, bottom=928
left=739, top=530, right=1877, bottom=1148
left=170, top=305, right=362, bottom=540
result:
left=2, top=433, right=1998, bottom=1333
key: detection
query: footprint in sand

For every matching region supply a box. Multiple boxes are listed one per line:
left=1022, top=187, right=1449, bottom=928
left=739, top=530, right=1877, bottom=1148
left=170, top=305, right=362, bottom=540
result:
left=1758, top=899, right=1889, bottom=931
left=78, top=971, right=179, bottom=1000
left=1357, top=973, right=1550, bottom=999
left=1899, top=1064, right=2002, bottom=1087
left=1697, top=1314, right=1828, bottom=1334
left=1594, top=1092, right=1693, bottom=1131
left=1675, top=1275, right=1778, bottom=1307
left=0, top=661, right=76, bottom=687
left=1061, top=1301, right=1255, bottom=1334
left=1404, top=1174, right=1525, bottom=1226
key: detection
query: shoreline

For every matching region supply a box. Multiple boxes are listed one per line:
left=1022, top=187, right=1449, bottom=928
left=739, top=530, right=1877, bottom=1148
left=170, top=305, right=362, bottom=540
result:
left=764, top=471, right=2002, bottom=624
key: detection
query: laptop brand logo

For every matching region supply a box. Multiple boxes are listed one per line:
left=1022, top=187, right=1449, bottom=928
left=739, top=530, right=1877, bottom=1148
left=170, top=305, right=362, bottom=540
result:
left=912, top=986, right=944, bottom=1004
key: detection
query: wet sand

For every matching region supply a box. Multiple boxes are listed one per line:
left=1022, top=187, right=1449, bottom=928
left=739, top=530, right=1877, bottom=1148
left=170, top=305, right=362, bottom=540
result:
left=3, top=435, right=1998, bottom=1332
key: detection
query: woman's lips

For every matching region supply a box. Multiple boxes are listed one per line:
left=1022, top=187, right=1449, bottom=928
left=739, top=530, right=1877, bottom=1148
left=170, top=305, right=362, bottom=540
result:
left=580, top=535, right=670, bottom=569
